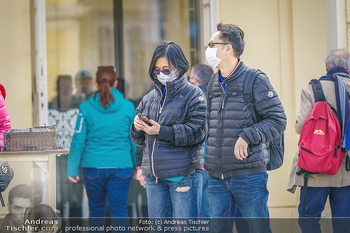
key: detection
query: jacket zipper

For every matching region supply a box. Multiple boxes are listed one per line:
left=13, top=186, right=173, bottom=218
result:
left=150, top=85, right=168, bottom=183
left=219, top=82, right=226, bottom=179
left=151, top=140, right=157, bottom=183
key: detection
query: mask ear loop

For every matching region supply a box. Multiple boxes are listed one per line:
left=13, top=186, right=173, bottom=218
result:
left=221, top=44, right=234, bottom=62
left=219, top=45, right=230, bottom=61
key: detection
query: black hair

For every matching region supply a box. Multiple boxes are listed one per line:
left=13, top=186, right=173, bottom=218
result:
left=192, top=64, right=213, bottom=85
left=217, top=23, right=245, bottom=58
left=148, top=41, right=189, bottom=79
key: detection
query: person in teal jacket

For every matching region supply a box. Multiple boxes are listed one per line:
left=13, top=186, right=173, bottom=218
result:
left=67, top=66, right=136, bottom=230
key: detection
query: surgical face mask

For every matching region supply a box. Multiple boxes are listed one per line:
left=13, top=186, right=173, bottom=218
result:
left=205, top=47, right=222, bottom=69
left=157, top=70, right=177, bottom=85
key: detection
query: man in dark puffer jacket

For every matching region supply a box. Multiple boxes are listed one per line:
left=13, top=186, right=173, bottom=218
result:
left=205, top=23, right=287, bottom=233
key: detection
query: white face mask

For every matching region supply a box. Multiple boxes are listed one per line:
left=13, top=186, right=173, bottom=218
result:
left=157, top=70, right=177, bottom=85
left=205, top=47, right=222, bottom=69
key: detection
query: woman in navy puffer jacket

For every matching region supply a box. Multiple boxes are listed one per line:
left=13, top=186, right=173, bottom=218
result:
left=130, top=41, right=207, bottom=218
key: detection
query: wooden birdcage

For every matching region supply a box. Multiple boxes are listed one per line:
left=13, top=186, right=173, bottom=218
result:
left=2, top=125, right=59, bottom=151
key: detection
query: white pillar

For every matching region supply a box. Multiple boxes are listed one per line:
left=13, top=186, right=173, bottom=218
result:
left=326, top=0, right=347, bottom=51
left=201, top=0, right=219, bottom=63
left=33, top=0, right=48, bottom=125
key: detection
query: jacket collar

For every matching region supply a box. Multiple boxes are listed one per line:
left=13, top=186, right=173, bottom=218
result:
left=153, top=75, right=188, bottom=97
left=327, top=67, right=349, bottom=76
left=217, top=61, right=245, bottom=84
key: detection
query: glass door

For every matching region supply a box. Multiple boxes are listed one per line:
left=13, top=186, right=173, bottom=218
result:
left=46, top=0, right=201, bottom=219
left=121, top=0, right=201, bottom=102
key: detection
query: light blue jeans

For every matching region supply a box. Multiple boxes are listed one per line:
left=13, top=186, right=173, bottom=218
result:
left=145, top=172, right=203, bottom=218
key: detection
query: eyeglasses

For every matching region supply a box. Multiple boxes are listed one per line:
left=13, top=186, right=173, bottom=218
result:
left=97, top=66, right=117, bottom=73
left=207, top=42, right=229, bottom=48
left=153, top=67, right=174, bottom=75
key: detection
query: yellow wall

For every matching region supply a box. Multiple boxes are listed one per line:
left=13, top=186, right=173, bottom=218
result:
left=0, top=1, right=34, bottom=217
left=0, top=0, right=33, bottom=128
left=219, top=0, right=327, bottom=217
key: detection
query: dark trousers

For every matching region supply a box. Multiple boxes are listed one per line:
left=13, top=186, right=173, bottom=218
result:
left=298, top=186, right=350, bottom=233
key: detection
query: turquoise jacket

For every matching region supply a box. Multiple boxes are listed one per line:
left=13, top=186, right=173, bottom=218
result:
left=67, top=88, right=136, bottom=177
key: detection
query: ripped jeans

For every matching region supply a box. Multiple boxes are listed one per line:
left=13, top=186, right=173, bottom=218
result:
left=145, top=172, right=203, bottom=218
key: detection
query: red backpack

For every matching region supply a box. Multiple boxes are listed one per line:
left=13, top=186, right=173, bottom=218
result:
left=297, top=79, right=344, bottom=175
left=297, top=79, right=345, bottom=216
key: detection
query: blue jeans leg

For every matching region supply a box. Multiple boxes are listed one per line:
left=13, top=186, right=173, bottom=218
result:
left=146, top=173, right=203, bottom=218
left=208, top=176, right=235, bottom=233
left=168, top=172, right=202, bottom=218
left=106, top=168, right=132, bottom=232
left=200, top=170, right=211, bottom=218
left=298, top=186, right=350, bottom=233
left=298, top=186, right=329, bottom=233
left=234, top=207, right=249, bottom=233
left=330, top=186, right=350, bottom=233
left=83, top=168, right=132, bottom=233
left=208, top=172, right=271, bottom=233
left=106, top=168, right=133, bottom=217
left=145, top=177, right=172, bottom=218
left=232, top=172, right=271, bottom=233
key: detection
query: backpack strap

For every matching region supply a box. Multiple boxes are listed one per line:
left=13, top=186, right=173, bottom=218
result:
left=207, top=73, right=217, bottom=106
left=243, top=69, right=265, bottom=123
left=309, top=79, right=326, bottom=102
left=296, top=169, right=309, bottom=216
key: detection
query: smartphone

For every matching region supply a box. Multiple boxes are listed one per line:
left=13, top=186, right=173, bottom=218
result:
left=137, top=113, right=153, bottom=126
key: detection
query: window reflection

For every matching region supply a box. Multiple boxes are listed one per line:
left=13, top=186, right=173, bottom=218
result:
left=46, top=0, right=201, bottom=220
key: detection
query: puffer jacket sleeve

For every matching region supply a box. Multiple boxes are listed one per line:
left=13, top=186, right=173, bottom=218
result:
left=171, top=89, right=207, bottom=147
left=126, top=101, right=137, bottom=169
left=135, top=146, right=143, bottom=167
left=239, top=74, right=287, bottom=145
left=0, top=93, right=11, bottom=146
left=130, top=98, right=146, bottom=147
left=67, top=105, right=88, bottom=177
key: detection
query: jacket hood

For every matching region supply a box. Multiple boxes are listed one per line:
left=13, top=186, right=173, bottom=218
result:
left=88, top=88, right=125, bottom=113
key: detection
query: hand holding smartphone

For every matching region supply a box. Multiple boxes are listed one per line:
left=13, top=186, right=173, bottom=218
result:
left=137, top=113, right=153, bottom=126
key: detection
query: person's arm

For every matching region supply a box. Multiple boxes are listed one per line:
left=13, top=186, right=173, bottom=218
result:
left=67, top=106, right=88, bottom=180
left=130, top=98, right=146, bottom=147
left=134, top=146, right=146, bottom=188
left=127, top=102, right=137, bottom=169
left=238, top=74, right=287, bottom=145
left=158, top=88, right=207, bottom=147
left=0, top=94, right=11, bottom=147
